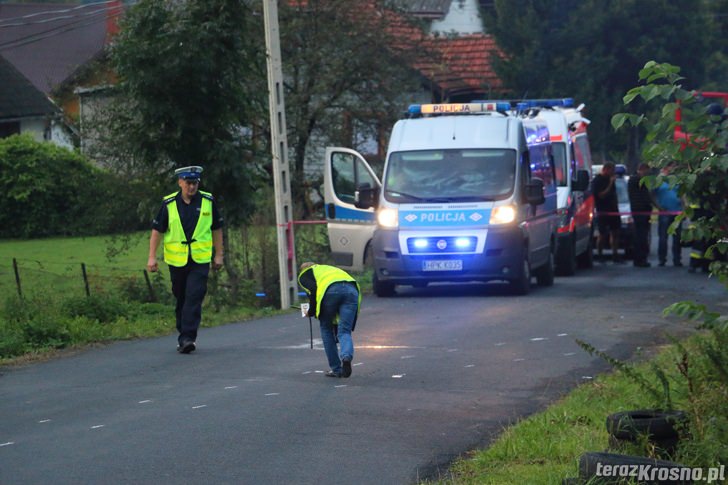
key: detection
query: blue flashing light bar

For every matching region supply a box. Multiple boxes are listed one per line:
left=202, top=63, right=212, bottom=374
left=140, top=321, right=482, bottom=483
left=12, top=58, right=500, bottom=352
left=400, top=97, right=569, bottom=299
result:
left=472, top=98, right=575, bottom=110
left=520, top=98, right=575, bottom=109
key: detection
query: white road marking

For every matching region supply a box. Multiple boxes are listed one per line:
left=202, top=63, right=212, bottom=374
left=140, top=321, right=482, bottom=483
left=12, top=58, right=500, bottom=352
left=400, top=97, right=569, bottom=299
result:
left=265, top=393, right=280, bottom=397
left=334, top=385, right=347, bottom=388
left=558, top=333, right=569, bottom=337
left=38, top=419, right=51, bottom=423
left=224, top=386, right=238, bottom=390
left=358, top=345, right=423, bottom=350
left=582, top=376, right=593, bottom=380
left=464, top=364, right=475, bottom=368
left=192, top=405, right=207, bottom=409
left=138, top=400, right=152, bottom=404
left=392, top=374, right=405, bottom=378
left=447, top=349, right=459, bottom=352
left=530, top=337, right=548, bottom=341
left=314, top=370, right=324, bottom=374
left=513, top=358, right=525, bottom=362
left=0, top=442, right=14, bottom=447
left=563, top=352, right=576, bottom=357
left=494, top=342, right=506, bottom=346
left=353, top=362, right=363, bottom=367
left=90, top=425, right=105, bottom=429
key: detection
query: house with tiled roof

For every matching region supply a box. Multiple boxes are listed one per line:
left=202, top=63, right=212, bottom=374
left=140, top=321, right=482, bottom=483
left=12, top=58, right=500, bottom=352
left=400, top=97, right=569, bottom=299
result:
left=383, top=0, right=502, bottom=102
left=0, top=53, right=71, bottom=146
left=0, top=1, right=124, bottom=146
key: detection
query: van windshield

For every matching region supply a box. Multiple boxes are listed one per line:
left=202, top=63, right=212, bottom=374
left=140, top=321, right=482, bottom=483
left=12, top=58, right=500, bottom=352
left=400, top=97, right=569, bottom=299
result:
left=384, top=149, right=516, bottom=202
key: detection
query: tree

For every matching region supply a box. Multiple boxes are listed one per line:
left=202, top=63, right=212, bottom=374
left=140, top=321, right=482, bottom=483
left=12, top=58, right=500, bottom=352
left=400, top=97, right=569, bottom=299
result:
left=484, top=0, right=715, bottom=165
left=106, top=0, right=268, bottom=226
left=612, top=61, right=727, bottom=283
left=278, top=0, right=426, bottom=217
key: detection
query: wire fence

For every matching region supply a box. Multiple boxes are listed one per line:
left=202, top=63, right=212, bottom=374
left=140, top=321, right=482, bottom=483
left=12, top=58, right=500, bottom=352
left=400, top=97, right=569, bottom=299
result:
left=2, top=257, right=164, bottom=302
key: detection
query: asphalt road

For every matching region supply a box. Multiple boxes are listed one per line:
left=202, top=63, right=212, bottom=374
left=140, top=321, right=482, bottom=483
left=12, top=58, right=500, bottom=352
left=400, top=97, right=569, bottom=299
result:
left=1, top=250, right=725, bottom=485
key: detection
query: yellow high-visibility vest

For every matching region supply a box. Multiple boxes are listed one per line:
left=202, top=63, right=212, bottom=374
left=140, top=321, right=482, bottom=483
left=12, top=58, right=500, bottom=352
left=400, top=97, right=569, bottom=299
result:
left=298, top=264, right=361, bottom=321
left=163, top=191, right=213, bottom=267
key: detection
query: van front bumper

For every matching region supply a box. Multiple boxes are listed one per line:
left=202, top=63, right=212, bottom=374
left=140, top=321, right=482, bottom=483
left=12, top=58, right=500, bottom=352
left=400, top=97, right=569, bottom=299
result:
left=372, top=226, right=526, bottom=285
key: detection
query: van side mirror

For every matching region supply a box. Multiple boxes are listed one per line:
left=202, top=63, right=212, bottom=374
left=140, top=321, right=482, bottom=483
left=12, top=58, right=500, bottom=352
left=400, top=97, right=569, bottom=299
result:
left=524, top=178, right=545, bottom=205
left=572, top=169, right=590, bottom=191
left=355, top=183, right=379, bottom=209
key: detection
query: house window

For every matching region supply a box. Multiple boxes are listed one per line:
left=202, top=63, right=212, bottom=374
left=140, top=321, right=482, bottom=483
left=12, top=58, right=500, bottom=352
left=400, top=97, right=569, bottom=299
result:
left=0, top=122, right=20, bottom=139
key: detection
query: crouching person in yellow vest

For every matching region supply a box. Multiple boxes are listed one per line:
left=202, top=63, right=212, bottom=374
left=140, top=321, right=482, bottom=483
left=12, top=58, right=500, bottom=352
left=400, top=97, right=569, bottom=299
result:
left=147, top=166, right=224, bottom=354
left=298, top=263, right=361, bottom=378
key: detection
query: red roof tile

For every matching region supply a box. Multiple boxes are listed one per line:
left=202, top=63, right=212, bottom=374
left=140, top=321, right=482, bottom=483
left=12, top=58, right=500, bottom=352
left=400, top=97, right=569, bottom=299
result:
left=273, top=1, right=502, bottom=99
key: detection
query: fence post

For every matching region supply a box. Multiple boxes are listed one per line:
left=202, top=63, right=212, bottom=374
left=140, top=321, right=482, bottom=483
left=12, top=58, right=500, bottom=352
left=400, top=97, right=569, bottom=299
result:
left=81, top=263, right=90, bottom=297
left=13, top=258, right=22, bottom=298
left=143, top=269, right=157, bottom=302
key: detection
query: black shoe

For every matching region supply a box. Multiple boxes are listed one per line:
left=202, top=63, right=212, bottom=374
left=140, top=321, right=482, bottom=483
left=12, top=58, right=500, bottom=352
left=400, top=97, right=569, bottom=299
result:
left=178, top=340, right=196, bottom=354
left=674, top=262, right=683, bottom=267
left=634, top=261, right=651, bottom=268
left=342, top=359, right=352, bottom=378
left=658, top=261, right=666, bottom=267
left=325, top=370, right=342, bottom=378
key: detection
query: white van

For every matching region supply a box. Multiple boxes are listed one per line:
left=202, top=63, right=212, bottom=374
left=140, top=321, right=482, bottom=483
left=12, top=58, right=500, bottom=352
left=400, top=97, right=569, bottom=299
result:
left=523, top=99, right=595, bottom=275
left=323, top=102, right=559, bottom=296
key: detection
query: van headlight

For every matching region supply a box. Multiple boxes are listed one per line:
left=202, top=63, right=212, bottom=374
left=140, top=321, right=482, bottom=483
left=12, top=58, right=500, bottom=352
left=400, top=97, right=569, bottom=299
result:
left=378, top=208, right=399, bottom=228
left=489, top=205, right=516, bottom=225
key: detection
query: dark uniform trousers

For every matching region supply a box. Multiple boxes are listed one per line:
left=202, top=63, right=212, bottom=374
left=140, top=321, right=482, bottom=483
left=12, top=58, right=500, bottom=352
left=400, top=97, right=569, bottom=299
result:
left=169, top=260, right=210, bottom=345
left=633, top=215, right=651, bottom=264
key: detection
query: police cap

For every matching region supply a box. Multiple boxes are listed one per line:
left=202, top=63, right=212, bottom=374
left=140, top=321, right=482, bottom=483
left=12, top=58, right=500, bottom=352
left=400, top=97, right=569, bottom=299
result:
left=174, top=165, right=203, bottom=180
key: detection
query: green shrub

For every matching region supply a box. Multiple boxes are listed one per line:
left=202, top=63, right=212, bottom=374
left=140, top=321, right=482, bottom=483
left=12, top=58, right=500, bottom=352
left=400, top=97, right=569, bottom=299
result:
left=0, top=319, right=27, bottom=358
left=23, top=315, right=71, bottom=349
left=62, top=294, right=130, bottom=324
left=0, top=134, right=146, bottom=238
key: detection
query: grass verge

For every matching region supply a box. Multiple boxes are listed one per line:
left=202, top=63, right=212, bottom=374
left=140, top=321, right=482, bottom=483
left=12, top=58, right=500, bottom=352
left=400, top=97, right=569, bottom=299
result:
left=423, top=332, right=728, bottom=484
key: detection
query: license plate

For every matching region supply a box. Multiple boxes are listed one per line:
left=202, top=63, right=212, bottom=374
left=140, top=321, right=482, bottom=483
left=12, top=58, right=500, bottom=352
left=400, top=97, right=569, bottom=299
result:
left=423, top=260, right=463, bottom=271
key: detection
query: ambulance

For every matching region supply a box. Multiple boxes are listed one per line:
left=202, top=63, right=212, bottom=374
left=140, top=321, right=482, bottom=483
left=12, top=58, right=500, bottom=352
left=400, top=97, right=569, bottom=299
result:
left=520, top=99, right=595, bottom=275
left=323, top=101, right=558, bottom=296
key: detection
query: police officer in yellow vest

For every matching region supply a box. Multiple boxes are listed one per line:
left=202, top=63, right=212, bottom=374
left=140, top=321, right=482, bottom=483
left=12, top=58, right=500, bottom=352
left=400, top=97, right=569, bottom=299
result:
left=147, top=166, right=224, bottom=354
left=298, top=262, right=361, bottom=378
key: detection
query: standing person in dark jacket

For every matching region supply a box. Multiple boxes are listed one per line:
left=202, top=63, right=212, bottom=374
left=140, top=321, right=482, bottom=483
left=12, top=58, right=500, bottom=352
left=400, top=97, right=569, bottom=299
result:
left=592, top=162, right=623, bottom=263
left=298, top=262, right=361, bottom=378
left=628, top=163, right=656, bottom=267
left=147, top=166, right=224, bottom=354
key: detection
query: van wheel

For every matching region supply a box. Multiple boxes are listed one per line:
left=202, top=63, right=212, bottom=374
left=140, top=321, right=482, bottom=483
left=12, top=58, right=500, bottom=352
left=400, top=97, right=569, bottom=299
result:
left=556, top=236, right=577, bottom=276
left=510, top=254, right=531, bottom=295
left=373, top=272, right=395, bottom=297
left=577, top=232, right=594, bottom=269
left=535, top=248, right=555, bottom=286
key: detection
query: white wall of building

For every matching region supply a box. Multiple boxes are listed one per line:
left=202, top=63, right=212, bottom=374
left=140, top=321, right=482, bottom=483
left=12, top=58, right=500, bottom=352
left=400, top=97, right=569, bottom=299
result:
left=430, top=0, right=483, bottom=35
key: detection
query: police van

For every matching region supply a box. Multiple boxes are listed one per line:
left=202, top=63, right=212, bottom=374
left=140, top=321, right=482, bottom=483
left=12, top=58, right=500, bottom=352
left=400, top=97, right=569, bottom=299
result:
left=521, top=99, right=595, bottom=275
left=323, top=101, right=559, bottom=296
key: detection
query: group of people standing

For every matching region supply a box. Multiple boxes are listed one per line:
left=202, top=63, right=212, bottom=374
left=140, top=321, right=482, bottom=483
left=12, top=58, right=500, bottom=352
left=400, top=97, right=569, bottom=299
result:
left=592, top=162, right=708, bottom=271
